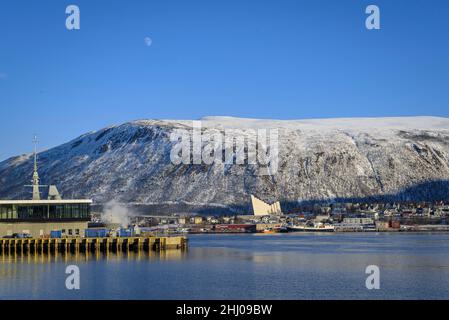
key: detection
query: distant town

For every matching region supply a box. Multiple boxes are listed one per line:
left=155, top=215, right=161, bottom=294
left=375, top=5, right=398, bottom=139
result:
left=2, top=139, right=449, bottom=242
left=92, top=197, right=449, bottom=235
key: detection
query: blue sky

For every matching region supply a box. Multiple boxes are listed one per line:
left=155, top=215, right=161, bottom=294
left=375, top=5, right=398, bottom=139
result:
left=0, top=0, right=449, bottom=160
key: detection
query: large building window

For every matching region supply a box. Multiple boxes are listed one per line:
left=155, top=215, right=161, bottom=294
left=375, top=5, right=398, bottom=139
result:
left=18, top=206, right=46, bottom=219
left=0, top=205, right=16, bottom=219
left=0, top=203, right=90, bottom=221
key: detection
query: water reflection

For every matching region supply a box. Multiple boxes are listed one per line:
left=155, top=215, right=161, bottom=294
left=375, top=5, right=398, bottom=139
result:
left=0, top=249, right=187, bottom=265
left=1, top=233, right=449, bottom=299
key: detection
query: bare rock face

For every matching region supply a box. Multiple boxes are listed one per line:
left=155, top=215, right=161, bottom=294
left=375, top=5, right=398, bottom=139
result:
left=1, top=116, right=449, bottom=214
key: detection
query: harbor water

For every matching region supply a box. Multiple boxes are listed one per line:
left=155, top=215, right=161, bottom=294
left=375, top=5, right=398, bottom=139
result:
left=1, top=233, right=449, bottom=299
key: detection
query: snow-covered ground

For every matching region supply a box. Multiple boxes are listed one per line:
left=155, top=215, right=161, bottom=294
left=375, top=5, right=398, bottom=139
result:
left=195, top=115, right=449, bottom=130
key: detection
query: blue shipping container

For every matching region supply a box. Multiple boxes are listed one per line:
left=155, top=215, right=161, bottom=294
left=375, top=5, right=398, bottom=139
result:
left=85, top=228, right=108, bottom=238
left=118, top=228, right=133, bottom=237
left=50, top=230, right=62, bottom=238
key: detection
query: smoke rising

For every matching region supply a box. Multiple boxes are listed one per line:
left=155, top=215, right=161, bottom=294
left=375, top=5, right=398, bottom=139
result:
left=101, top=200, right=134, bottom=227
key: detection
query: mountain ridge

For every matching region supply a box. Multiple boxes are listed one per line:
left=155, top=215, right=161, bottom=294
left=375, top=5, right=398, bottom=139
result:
left=1, top=116, right=448, bottom=213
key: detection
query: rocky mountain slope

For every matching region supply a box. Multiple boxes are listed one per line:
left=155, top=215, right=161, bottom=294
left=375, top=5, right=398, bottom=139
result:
left=1, top=116, right=449, bottom=214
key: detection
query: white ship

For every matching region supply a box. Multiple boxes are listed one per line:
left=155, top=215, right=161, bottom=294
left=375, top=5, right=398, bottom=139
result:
left=287, top=222, right=335, bottom=232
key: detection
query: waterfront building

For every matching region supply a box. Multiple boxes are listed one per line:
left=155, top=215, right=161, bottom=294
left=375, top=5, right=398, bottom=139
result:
left=375, top=221, right=390, bottom=231
left=250, top=195, right=282, bottom=216
left=343, top=217, right=374, bottom=225
left=359, top=210, right=379, bottom=220
left=194, top=217, right=203, bottom=224
left=314, top=214, right=331, bottom=222
left=0, top=138, right=92, bottom=238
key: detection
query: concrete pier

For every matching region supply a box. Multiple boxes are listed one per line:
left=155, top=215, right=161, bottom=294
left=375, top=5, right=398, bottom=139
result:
left=0, top=236, right=187, bottom=255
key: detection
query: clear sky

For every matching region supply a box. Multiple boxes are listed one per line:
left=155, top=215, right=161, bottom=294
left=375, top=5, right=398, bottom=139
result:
left=0, top=0, right=449, bottom=160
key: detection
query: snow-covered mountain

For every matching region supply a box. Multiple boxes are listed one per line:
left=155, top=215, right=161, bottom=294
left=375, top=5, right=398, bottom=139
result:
left=1, top=116, right=449, bottom=213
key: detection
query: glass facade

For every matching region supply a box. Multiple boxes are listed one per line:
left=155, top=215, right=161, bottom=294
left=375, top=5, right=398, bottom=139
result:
left=0, top=203, right=90, bottom=221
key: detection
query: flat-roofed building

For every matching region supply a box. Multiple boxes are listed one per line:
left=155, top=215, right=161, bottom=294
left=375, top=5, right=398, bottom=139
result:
left=0, top=137, right=92, bottom=238
left=343, top=217, right=374, bottom=225
left=0, top=199, right=92, bottom=237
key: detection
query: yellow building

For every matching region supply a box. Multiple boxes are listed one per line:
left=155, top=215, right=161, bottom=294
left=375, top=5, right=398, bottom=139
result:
left=193, top=216, right=203, bottom=224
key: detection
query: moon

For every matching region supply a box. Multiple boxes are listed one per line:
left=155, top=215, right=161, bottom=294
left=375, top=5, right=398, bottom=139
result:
left=144, top=37, right=152, bottom=47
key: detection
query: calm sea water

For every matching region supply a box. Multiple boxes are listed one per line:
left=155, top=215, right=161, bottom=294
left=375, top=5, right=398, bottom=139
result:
left=1, top=232, right=449, bottom=300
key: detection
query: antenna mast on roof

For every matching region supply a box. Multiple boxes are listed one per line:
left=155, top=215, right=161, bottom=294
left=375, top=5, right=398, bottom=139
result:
left=25, top=135, right=47, bottom=200
left=32, top=135, right=41, bottom=200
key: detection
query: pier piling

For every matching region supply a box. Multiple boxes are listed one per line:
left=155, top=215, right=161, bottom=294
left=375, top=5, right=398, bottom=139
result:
left=0, top=236, right=187, bottom=255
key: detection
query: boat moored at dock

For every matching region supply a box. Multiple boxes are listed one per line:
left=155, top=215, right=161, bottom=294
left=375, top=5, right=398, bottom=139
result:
left=287, top=222, right=335, bottom=232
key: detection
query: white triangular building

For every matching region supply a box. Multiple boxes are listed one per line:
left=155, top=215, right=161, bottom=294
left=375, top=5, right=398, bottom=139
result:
left=251, top=195, right=282, bottom=216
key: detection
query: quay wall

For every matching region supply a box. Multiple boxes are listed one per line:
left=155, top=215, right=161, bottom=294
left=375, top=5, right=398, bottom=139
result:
left=0, top=236, right=187, bottom=255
